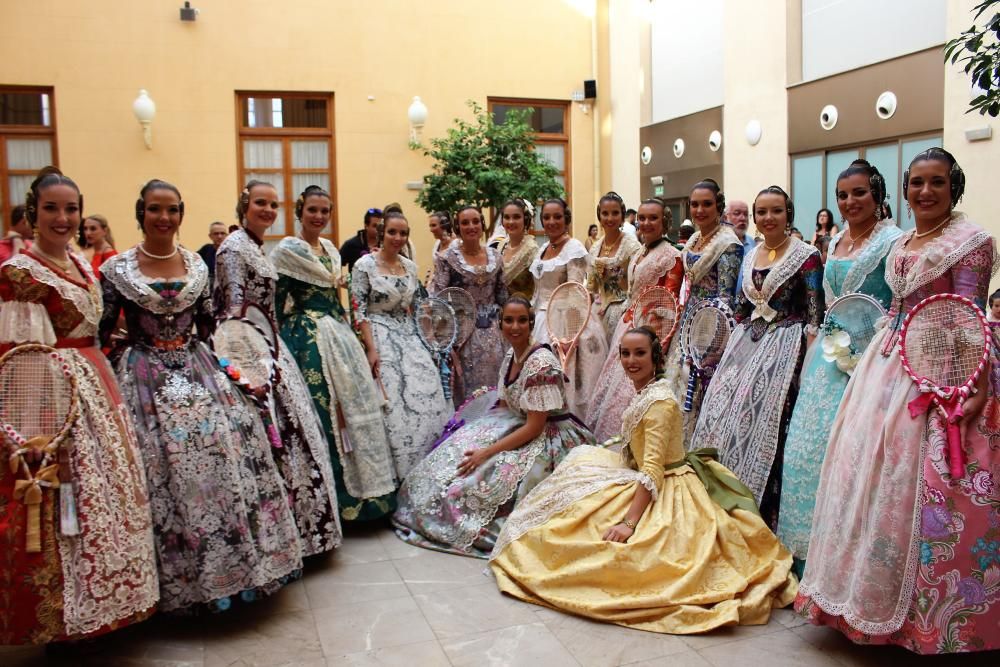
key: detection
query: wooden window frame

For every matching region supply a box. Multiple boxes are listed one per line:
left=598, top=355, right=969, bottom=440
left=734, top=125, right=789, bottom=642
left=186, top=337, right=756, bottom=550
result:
left=0, top=85, right=58, bottom=232
left=235, top=91, right=337, bottom=241
left=488, top=97, right=571, bottom=235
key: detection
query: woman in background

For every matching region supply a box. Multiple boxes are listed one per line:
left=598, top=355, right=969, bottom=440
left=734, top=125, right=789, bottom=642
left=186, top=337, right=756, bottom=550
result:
left=495, top=199, right=538, bottom=301
left=272, top=185, right=397, bottom=520
left=80, top=214, right=116, bottom=277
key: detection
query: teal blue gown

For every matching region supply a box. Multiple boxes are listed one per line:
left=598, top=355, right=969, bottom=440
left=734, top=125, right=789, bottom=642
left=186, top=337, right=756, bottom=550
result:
left=777, top=221, right=902, bottom=576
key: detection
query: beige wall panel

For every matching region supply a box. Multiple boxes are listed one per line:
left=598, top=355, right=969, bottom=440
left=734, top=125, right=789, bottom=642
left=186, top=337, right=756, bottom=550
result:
left=721, top=0, right=789, bottom=226
left=0, top=0, right=598, bottom=272
left=944, top=0, right=999, bottom=261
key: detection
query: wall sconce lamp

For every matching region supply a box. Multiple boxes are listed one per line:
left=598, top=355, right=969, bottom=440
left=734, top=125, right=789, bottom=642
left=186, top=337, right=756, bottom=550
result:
left=408, top=96, right=428, bottom=148
left=132, top=89, right=156, bottom=150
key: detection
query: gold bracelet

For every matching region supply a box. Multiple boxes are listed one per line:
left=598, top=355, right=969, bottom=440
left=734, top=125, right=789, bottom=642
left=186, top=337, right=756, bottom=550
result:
left=621, top=518, right=636, bottom=529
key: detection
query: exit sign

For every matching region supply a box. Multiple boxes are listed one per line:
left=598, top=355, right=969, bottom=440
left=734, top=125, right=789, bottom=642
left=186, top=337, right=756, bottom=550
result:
left=654, top=185, right=664, bottom=196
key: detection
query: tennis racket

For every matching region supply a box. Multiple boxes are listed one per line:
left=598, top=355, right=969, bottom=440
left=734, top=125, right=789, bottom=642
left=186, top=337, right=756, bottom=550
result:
left=546, top=281, right=592, bottom=374
left=822, top=293, right=886, bottom=375
left=436, top=287, right=476, bottom=348
left=680, top=299, right=734, bottom=411
left=0, top=344, right=80, bottom=551
left=212, top=303, right=282, bottom=447
left=415, top=297, right=458, bottom=400
left=630, top=285, right=680, bottom=349
left=899, top=293, right=991, bottom=479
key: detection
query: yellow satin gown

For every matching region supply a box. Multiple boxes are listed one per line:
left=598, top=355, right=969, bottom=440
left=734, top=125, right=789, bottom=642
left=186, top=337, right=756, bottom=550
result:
left=489, top=379, right=798, bottom=634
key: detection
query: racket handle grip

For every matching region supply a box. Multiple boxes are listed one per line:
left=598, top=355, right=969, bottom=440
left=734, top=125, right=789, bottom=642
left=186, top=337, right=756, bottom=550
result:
left=945, top=421, right=965, bottom=479
left=683, top=370, right=697, bottom=412
left=440, top=357, right=452, bottom=400
left=60, top=483, right=80, bottom=536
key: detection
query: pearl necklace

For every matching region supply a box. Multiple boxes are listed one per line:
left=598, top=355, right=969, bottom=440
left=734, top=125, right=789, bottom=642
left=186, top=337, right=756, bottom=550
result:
left=139, top=243, right=178, bottom=260
left=913, top=215, right=951, bottom=239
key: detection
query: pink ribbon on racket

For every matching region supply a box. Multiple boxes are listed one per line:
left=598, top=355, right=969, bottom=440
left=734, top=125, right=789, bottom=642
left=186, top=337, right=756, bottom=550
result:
left=907, top=380, right=968, bottom=477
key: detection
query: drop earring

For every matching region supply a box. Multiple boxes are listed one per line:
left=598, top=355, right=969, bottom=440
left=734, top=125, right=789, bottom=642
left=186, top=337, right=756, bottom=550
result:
left=906, top=203, right=912, bottom=219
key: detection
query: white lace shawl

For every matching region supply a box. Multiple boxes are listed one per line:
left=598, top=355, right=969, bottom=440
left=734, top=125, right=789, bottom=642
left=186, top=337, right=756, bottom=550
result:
left=0, top=252, right=102, bottom=342
left=269, top=237, right=341, bottom=288
left=220, top=227, right=277, bottom=280
left=529, top=238, right=591, bottom=279
left=101, top=247, right=208, bottom=314
left=823, top=220, right=902, bottom=303
left=884, top=212, right=998, bottom=300
left=499, top=236, right=539, bottom=285
left=741, top=237, right=815, bottom=323
left=681, top=226, right=742, bottom=287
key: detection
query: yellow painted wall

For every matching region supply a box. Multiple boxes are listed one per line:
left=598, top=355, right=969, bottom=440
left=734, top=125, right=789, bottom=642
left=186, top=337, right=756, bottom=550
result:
left=0, top=0, right=599, bottom=272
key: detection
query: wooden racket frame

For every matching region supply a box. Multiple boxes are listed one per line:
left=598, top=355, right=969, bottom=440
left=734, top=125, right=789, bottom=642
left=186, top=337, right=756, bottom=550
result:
left=546, top=281, right=592, bottom=374
left=211, top=303, right=279, bottom=395
left=899, top=292, right=990, bottom=479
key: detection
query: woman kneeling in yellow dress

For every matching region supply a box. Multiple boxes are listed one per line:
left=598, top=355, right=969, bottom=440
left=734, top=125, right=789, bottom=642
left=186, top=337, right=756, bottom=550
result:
left=489, top=326, right=798, bottom=634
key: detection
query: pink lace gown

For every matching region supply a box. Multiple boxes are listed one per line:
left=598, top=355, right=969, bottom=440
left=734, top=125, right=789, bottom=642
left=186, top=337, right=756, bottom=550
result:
left=585, top=240, right=683, bottom=442
left=796, top=214, right=1000, bottom=654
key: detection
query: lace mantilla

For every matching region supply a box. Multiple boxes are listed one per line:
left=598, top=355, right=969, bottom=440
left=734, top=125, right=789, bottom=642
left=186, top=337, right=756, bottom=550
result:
left=270, top=237, right=341, bottom=288
left=352, top=254, right=419, bottom=320
left=489, top=445, right=657, bottom=560
left=626, top=242, right=679, bottom=300
left=442, top=243, right=500, bottom=281
left=500, top=236, right=539, bottom=286
left=823, top=221, right=901, bottom=303
left=741, top=237, right=814, bottom=323
left=219, top=228, right=277, bottom=280
left=530, top=238, right=591, bottom=279
left=682, top=226, right=741, bottom=287
left=6, top=252, right=101, bottom=329
left=884, top=213, right=998, bottom=300
left=591, top=233, right=642, bottom=272
left=102, top=248, right=208, bottom=315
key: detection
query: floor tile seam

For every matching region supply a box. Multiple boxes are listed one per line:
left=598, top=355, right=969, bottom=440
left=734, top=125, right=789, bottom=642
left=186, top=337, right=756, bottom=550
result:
left=679, top=622, right=791, bottom=651
left=436, top=621, right=585, bottom=667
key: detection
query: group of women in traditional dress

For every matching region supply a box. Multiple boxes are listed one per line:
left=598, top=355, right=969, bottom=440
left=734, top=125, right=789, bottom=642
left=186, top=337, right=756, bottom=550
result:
left=1, top=145, right=996, bottom=656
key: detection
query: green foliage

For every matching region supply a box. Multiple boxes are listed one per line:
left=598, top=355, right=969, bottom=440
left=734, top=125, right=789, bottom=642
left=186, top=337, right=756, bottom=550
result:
left=944, top=0, right=1000, bottom=117
left=416, top=101, right=564, bottom=234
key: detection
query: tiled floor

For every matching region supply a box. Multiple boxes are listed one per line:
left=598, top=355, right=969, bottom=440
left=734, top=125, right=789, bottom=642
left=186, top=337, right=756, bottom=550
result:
left=2, top=524, right=997, bottom=666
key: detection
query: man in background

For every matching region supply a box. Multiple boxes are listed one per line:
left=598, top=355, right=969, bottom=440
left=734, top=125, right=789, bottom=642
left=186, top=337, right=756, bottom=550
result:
left=340, top=207, right=382, bottom=271
left=197, top=221, right=228, bottom=283
left=724, top=200, right=753, bottom=292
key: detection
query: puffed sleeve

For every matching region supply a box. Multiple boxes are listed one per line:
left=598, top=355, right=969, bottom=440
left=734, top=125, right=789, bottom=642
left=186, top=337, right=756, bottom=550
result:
left=636, top=398, right=682, bottom=493
left=430, top=253, right=451, bottom=294
left=519, top=358, right=565, bottom=413
left=211, top=248, right=245, bottom=319
left=953, top=237, right=995, bottom=310
left=350, top=259, right=372, bottom=323
left=662, top=258, right=684, bottom=302
left=98, top=273, right=124, bottom=348
left=0, top=265, right=56, bottom=347
left=716, top=243, right=744, bottom=306
left=801, top=250, right=826, bottom=336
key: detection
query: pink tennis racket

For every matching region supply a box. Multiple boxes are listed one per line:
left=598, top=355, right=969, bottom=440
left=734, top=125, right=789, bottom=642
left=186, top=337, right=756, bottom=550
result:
left=899, top=293, right=991, bottom=479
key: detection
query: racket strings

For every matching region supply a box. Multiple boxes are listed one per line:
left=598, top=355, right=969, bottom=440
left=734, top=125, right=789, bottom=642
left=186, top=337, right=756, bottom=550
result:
left=0, top=353, right=73, bottom=446
left=827, top=300, right=882, bottom=351
left=907, top=302, right=984, bottom=388
left=417, top=301, right=457, bottom=350
left=633, top=289, right=678, bottom=343
left=688, top=309, right=729, bottom=365
left=437, top=288, right=475, bottom=345
left=548, top=290, right=589, bottom=340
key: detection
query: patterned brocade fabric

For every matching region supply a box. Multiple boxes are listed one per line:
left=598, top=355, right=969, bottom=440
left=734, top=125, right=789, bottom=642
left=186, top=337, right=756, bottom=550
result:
left=0, top=253, right=158, bottom=643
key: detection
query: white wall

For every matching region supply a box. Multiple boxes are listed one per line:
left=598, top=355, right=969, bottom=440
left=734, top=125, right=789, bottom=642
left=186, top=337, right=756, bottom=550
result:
left=649, top=0, right=725, bottom=123
left=802, top=0, right=946, bottom=81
